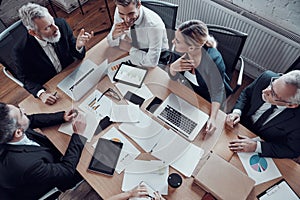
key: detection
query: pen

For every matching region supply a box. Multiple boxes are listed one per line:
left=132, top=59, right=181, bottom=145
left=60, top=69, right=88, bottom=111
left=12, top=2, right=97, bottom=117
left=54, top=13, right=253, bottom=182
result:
left=53, top=91, right=57, bottom=96
left=146, top=194, right=154, bottom=199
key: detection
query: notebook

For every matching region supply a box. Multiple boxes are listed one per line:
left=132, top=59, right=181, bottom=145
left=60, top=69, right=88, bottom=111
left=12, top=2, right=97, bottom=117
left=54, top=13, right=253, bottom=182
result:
left=57, top=59, right=108, bottom=101
left=194, top=153, right=255, bottom=200
left=153, top=93, right=209, bottom=141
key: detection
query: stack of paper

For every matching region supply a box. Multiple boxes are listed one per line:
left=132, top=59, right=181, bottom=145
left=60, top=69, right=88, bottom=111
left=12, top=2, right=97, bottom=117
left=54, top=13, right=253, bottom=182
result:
left=119, top=112, right=167, bottom=152
left=119, top=113, right=204, bottom=177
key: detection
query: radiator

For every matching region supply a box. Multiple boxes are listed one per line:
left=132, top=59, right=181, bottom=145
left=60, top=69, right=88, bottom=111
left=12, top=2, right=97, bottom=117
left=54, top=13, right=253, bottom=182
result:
left=163, top=0, right=300, bottom=78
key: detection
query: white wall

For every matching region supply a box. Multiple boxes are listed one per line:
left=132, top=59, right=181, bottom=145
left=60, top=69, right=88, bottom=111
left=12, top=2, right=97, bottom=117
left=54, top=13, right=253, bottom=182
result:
left=229, top=0, right=300, bottom=36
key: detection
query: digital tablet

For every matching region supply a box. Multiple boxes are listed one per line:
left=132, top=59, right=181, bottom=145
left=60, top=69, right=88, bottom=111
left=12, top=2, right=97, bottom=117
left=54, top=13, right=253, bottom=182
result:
left=88, top=138, right=123, bottom=176
left=113, top=62, right=148, bottom=88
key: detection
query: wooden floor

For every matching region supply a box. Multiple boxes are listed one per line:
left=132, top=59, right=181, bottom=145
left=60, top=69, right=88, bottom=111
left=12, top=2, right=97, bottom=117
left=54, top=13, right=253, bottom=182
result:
left=0, top=0, right=254, bottom=198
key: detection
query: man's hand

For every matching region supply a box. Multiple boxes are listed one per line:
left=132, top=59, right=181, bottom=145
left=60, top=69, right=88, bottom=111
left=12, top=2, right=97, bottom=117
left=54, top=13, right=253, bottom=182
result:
left=76, top=29, right=94, bottom=49
left=229, top=135, right=257, bottom=153
left=225, top=113, right=241, bottom=128
left=112, top=22, right=130, bottom=39
left=72, top=113, right=86, bottom=135
left=119, top=39, right=132, bottom=52
left=63, top=109, right=78, bottom=122
left=169, top=53, right=194, bottom=76
left=39, top=92, right=58, bottom=105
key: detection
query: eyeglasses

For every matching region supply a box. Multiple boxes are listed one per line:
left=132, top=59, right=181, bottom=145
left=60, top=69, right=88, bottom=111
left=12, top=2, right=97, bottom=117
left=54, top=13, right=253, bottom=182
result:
left=96, top=88, right=121, bottom=102
left=269, top=77, right=292, bottom=104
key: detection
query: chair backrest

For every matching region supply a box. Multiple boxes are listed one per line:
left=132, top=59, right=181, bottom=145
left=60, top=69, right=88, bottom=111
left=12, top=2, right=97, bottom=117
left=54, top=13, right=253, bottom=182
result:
left=0, top=20, right=27, bottom=78
left=0, top=18, right=7, bottom=33
left=141, top=0, right=178, bottom=48
left=286, top=56, right=300, bottom=72
left=207, top=25, right=248, bottom=80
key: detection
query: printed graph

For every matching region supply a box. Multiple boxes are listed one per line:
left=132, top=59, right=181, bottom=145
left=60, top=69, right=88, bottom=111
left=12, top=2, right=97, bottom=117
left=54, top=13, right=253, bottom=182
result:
left=249, top=154, right=268, bottom=172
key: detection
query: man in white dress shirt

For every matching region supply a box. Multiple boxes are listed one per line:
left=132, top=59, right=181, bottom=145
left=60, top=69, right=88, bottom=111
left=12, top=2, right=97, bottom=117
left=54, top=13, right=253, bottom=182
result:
left=107, top=0, right=169, bottom=67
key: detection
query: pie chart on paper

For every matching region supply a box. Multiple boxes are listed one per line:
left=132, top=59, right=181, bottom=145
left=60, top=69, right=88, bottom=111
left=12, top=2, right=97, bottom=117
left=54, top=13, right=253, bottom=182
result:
left=249, top=154, right=268, bottom=172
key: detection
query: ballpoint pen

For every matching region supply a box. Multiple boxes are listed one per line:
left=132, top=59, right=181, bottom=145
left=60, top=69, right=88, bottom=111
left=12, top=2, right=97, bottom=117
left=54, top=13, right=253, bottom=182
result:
left=53, top=91, right=57, bottom=97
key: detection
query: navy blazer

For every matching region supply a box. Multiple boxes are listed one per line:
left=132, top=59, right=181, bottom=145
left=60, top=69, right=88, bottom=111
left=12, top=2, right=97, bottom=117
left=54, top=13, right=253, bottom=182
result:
left=13, top=18, right=86, bottom=97
left=0, top=112, right=87, bottom=199
left=234, top=70, right=300, bottom=158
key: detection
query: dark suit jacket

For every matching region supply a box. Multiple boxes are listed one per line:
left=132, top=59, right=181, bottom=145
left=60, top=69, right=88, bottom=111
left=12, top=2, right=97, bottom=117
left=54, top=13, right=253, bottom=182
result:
left=0, top=112, right=87, bottom=199
left=13, top=18, right=86, bottom=97
left=233, top=70, right=300, bottom=158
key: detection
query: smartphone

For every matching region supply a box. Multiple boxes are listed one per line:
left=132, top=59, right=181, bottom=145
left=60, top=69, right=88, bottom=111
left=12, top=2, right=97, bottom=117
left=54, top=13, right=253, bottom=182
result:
left=124, top=91, right=145, bottom=107
left=146, top=97, right=163, bottom=113
left=94, top=116, right=113, bottom=135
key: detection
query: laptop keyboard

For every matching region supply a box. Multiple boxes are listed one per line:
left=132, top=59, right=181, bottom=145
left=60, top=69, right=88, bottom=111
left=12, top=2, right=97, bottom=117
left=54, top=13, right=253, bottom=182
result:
left=158, top=105, right=197, bottom=135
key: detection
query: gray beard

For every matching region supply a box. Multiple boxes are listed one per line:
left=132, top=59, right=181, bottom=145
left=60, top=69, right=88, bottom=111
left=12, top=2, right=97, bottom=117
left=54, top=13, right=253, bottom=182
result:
left=42, top=30, right=61, bottom=43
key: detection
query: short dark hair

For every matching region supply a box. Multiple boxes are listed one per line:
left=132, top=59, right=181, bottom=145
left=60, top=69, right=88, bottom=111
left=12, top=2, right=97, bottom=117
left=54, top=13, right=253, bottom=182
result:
left=0, top=103, right=17, bottom=144
left=114, top=0, right=140, bottom=7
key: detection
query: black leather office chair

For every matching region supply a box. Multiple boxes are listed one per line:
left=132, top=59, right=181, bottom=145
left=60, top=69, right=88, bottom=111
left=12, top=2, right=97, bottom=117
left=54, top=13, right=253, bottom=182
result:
left=0, top=18, right=7, bottom=33
left=286, top=56, right=300, bottom=72
left=207, top=24, right=248, bottom=97
left=0, top=20, right=27, bottom=87
left=141, top=0, right=178, bottom=49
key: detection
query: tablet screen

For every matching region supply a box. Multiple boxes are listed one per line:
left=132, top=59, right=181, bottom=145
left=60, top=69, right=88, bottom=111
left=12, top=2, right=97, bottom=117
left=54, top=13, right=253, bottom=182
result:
left=113, top=63, right=148, bottom=88
left=88, top=138, right=123, bottom=176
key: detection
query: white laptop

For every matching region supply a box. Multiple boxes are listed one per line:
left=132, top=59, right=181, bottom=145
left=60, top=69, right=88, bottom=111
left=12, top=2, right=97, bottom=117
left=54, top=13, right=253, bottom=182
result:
left=154, top=93, right=209, bottom=141
left=57, top=59, right=108, bottom=101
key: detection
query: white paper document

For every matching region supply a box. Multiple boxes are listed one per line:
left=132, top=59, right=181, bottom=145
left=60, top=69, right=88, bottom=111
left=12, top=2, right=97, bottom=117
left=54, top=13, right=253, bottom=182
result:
left=58, top=111, right=100, bottom=142
left=170, top=143, right=204, bottom=177
left=122, top=160, right=169, bottom=195
left=116, top=82, right=153, bottom=100
left=119, top=111, right=164, bottom=139
left=79, top=89, right=115, bottom=119
left=258, top=180, right=299, bottom=200
left=110, top=104, right=140, bottom=122
left=238, top=152, right=282, bottom=185
left=119, top=112, right=168, bottom=152
left=93, top=127, right=141, bottom=174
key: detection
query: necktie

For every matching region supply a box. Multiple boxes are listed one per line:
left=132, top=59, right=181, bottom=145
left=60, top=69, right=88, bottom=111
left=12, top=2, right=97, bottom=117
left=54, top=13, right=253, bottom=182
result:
left=48, top=42, right=62, bottom=72
left=252, top=105, right=277, bottom=131
left=51, top=42, right=61, bottom=61
left=131, top=25, right=139, bottom=49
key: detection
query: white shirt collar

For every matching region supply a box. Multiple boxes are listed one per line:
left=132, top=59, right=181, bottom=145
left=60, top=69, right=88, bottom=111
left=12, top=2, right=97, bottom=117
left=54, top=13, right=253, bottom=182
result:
left=34, top=36, right=48, bottom=47
left=8, top=134, right=40, bottom=146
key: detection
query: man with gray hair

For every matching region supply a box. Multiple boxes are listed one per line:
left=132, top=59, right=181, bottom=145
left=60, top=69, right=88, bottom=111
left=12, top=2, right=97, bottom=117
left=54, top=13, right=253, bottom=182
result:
left=107, top=0, right=169, bottom=67
left=226, top=70, right=300, bottom=158
left=13, top=3, right=93, bottom=105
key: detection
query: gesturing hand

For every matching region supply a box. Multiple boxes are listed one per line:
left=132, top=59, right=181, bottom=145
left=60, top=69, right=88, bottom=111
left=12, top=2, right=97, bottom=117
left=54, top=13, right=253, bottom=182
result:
left=112, top=22, right=130, bottom=39
left=76, top=29, right=94, bottom=49
left=169, top=53, right=194, bottom=76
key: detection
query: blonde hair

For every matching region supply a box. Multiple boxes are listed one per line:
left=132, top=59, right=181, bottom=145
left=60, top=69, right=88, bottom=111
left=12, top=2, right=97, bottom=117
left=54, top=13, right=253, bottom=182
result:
left=178, top=20, right=217, bottom=48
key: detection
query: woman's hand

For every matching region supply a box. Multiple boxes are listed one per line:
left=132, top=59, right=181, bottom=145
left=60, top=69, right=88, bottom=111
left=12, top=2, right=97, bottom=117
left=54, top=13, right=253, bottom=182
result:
left=169, top=53, right=194, bottom=76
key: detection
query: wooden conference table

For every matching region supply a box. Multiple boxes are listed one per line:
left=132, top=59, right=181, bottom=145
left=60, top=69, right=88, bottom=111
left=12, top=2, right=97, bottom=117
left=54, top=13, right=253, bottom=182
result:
left=19, top=39, right=300, bottom=199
